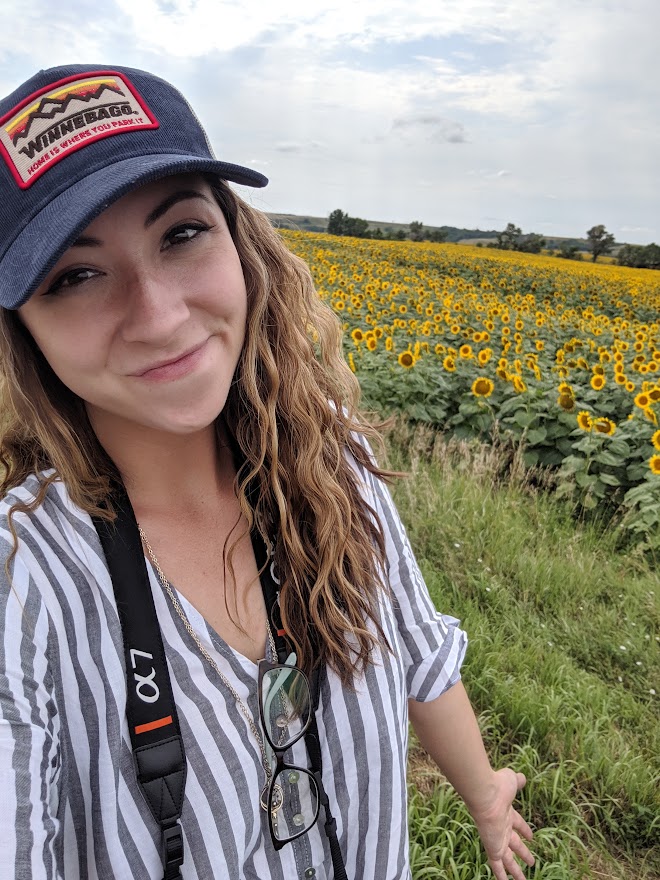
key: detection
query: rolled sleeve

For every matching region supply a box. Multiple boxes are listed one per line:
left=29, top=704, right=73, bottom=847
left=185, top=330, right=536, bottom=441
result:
left=350, top=439, right=468, bottom=702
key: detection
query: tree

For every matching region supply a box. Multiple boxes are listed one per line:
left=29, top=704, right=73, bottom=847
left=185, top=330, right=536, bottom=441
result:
left=409, top=221, right=425, bottom=242
left=556, top=242, right=581, bottom=260
left=427, top=229, right=448, bottom=243
left=618, top=242, right=660, bottom=269
left=586, top=224, right=616, bottom=262
left=496, top=222, right=522, bottom=250
left=327, top=209, right=370, bottom=238
left=343, top=215, right=370, bottom=237
left=327, top=209, right=346, bottom=236
left=517, top=233, right=546, bottom=254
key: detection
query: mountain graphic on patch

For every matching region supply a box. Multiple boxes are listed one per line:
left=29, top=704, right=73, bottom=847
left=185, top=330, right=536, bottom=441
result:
left=7, top=80, right=126, bottom=145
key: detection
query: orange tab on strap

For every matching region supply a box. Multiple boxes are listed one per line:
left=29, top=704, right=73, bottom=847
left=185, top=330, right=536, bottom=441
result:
left=135, top=715, right=173, bottom=735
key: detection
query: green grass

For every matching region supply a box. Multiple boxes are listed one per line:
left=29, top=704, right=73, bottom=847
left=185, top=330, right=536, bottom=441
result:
left=385, top=423, right=660, bottom=879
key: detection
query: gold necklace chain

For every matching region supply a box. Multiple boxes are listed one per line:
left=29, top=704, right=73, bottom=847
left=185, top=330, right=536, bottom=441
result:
left=138, top=525, right=281, bottom=814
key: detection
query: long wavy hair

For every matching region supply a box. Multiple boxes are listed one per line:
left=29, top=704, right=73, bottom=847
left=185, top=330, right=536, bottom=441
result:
left=0, top=174, right=393, bottom=685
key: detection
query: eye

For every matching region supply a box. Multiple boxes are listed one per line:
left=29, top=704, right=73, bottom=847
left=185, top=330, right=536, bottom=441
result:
left=162, top=222, right=213, bottom=250
left=44, top=267, right=102, bottom=296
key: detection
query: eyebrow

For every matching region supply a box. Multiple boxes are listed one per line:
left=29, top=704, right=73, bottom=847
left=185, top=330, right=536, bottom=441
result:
left=144, top=190, right=214, bottom=228
left=67, top=190, right=214, bottom=248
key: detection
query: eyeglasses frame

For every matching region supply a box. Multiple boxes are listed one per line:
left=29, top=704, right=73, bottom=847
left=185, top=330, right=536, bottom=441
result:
left=257, top=658, right=322, bottom=851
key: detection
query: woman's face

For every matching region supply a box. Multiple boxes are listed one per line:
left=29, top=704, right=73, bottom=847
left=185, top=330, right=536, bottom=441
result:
left=18, top=174, right=247, bottom=441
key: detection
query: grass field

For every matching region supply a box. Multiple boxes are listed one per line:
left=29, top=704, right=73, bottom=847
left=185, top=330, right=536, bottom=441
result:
left=381, top=423, right=659, bottom=879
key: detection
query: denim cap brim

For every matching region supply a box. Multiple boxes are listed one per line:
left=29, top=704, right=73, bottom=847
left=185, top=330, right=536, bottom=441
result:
left=1, top=154, right=267, bottom=309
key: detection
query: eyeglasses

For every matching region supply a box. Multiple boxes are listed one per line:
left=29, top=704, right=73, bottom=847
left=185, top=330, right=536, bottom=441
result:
left=258, top=659, right=322, bottom=850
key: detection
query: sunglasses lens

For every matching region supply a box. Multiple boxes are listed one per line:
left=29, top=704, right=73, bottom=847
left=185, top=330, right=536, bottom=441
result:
left=271, top=767, right=319, bottom=842
left=261, top=666, right=310, bottom=749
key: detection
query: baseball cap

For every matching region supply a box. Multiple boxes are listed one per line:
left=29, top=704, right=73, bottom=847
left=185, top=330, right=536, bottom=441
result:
left=0, top=64, right=268, bottom=309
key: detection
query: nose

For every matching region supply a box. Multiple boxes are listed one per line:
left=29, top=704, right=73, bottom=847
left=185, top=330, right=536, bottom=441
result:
left=120, top=268, right=190, bottom=346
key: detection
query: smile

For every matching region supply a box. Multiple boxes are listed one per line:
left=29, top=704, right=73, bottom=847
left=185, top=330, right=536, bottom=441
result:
left=132, top=340, right=210, bottom=382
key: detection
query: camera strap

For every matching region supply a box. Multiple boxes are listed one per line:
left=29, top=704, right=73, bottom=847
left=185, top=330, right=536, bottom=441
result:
left=94, top=485, right=186, bottom=880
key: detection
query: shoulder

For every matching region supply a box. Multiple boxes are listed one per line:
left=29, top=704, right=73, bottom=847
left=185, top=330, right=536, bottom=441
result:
left=1, top=471, right=96, bottom=543
left=0, top=471, right=106, bottom=601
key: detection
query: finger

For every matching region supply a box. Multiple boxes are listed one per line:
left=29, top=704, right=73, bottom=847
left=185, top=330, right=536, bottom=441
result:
left=515, top=772, right=527, bottom=791
left=488, top=859, right=509, bottom=880
left=502, top=853, right=528, bottom=880
left=512, top=810, right=535, bottom=841
left=509, top=831, right=535, bottom=867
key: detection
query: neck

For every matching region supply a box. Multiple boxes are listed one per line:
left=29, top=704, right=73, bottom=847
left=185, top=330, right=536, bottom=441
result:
left=87, top=410, right=236, bottom=520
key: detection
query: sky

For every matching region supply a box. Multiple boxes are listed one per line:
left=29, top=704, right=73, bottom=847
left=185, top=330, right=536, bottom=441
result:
left=1, top=0, right=658, bottom=243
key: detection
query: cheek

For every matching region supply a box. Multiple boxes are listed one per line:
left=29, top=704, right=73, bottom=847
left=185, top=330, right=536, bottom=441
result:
left=27, top=320, right=106, bottom=393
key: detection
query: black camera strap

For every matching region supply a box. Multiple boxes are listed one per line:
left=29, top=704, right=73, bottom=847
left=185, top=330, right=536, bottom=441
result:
left=95, top=481, right=348, bottom=880
left=93, top=486, right=186, bottom=880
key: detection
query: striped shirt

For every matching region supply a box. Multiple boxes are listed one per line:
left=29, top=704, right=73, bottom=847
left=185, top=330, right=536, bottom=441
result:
left=0, top=455, right=466, bottom=880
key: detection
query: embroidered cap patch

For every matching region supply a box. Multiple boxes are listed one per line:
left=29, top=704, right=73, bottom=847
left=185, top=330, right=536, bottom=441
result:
left=0, top=71, right=159, bottom=189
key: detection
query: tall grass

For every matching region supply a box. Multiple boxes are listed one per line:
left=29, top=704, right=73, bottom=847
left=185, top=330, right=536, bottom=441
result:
left=387, top=423, right=660, bottom=879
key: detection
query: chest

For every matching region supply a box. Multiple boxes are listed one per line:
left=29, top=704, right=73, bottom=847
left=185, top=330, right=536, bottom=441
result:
left=144, top=518, right=269, bottom=664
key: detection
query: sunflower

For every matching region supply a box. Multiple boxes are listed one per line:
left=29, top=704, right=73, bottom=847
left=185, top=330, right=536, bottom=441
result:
left=347, top=352, right=356, bottom=373
left=558, top=394, right=575, bottom=412
left=558, top=382, right=573, bottom=395
left=459, top=344, right=473, bottom=359
left=626, top=381, right=636, bottom=392
left=645, top=408, right=658, bottom=426
left=478, top=348, right=493, bottom=365
left=443, top=356, right=456, bottom=372
left=650, top=455, right=660, bottom=475
left=635, top=392, right=651, bottom=408
left=614, top=373, right=626, bottom=386
left=591, top=375, right=606, bottom=391
left=398, top=351, right=415, bottom=369
left=650, top=388, right=660, bottom=402
left=512, top=376, right=527, bottom=393
left=593, top=417, right=616, bottom=436
left=472, top=377, right=495, bottom=398
left=577, top=411, right=592, bottom=431
left=351, top=328, right=364, bottom=344
left=385, top=336, right=394, bottom=351
left=366, top=337, right=377, bottom=351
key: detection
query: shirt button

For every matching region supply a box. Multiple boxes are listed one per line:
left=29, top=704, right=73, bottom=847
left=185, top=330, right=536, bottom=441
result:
left=288, top=770, right=300, bottom=784
left=304, top=869, right=316, bottom=878
left=292, top=813, right=305, bottom=827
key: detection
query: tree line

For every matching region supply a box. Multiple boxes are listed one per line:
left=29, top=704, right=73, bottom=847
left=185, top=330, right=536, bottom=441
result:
left=327, top=209, right=447, bottom=242
left=327, top=210, right=660, bottom=270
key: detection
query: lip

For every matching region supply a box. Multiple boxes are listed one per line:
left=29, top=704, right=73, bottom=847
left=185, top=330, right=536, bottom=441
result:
left=132, top=340, right=209, bottom=381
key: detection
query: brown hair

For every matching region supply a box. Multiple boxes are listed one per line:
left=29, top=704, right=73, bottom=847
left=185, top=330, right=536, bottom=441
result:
left=0, top=176, right=393, bottom=685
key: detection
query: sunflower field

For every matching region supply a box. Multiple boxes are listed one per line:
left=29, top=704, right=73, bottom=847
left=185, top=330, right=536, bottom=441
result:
left=282, top=230, right=660, bottom=549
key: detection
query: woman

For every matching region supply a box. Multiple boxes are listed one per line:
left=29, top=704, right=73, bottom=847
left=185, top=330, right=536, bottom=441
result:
left=0, top=64, right=534, bottom=879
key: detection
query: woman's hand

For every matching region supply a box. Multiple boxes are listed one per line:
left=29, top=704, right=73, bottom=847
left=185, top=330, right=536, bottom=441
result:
left=468, top=768, right=535, bottom=880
